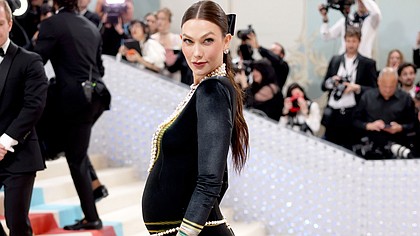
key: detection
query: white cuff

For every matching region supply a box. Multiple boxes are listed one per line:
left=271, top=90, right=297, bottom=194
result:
left=0, top=134, right=18, bottom=152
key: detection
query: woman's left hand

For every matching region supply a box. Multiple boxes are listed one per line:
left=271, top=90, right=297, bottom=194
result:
left=297, top=97, right=308, bottom=114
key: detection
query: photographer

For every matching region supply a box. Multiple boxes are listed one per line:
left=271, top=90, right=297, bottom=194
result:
left=240, top=59, right=283, bottom=121
left=319, top=0, right=381, bottom=58
left=245, top=30, right=289, bottom=92
left=280, top=83, right=321, bottom=135
left=353, top=68, right=417, bottom=159
left=118, top=20, right=165, bottom=73
left=96, top=0, right=134, bottom=56
left=321, top=26, right=377, bottom=150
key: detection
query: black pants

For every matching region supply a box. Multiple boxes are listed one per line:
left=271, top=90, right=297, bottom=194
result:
left=0, top=172, right=36, bottom=236
left=324, top=107, right=359, bottom=150
left=63, top=121, right=99, bottom=221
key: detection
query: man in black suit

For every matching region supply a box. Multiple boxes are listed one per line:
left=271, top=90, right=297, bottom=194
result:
left=0, top=1, right=48, bottom=235
left=34, top=0, right=110, bottom=230
left=321, top=26, right=377, bottom=150
left=78, top=0, right=101, bottom=27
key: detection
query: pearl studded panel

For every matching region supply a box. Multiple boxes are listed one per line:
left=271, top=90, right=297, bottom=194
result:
left=87, top=56, right=420, bottom=235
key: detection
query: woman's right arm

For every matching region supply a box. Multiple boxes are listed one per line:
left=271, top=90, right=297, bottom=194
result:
left=254, top=84, right=278, bottom=102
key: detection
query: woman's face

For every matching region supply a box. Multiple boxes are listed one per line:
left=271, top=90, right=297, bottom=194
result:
left=145, top=14, right=157, bottom=34
left=291, top=88, right=304, bottom=98
left=252, top=69, right=262, bottom=84
left=388, top=51, right=402, bottom=68
left=157, top=11, right=170, bottom=33
left=130, top=23, right=145, bottom=41
left=181, top=19, right=231, bottom=81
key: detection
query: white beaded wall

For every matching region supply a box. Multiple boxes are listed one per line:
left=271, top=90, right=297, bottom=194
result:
left=89, top=56, right=420, bottom=235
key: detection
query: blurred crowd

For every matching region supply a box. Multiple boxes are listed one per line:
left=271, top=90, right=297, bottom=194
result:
left=10, top=0, right=420, bottom=161
left=4, top=0, right=420, bottom=234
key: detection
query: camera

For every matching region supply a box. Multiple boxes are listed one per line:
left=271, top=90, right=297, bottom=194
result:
left=233, top=59, right=253, bottom=76
left=103, top=0, right=127, bottom=24
left=289, top=95, right=301, bottom=113
left=389, top=143, right=414, bottom=159
left=236, top=25, right=254, bottom=41
left=234, top=25, right=255, bottom=74
left=321, top=0, right=355, bottom=13
left=353, top=137, right=416, bottom=160
left=332, top=76, right=350, bottom=101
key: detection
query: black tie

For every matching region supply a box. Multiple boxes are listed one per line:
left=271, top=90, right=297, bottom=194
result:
left=0, top=48, right=4, bottom=57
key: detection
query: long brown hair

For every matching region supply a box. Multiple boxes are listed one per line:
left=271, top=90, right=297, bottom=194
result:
left=181, top=1, right=249, bottom=173
left=386, top=49, right=405, bottom=67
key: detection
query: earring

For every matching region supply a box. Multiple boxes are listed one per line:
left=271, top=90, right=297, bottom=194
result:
left=224, top=49, right=229, bottom=54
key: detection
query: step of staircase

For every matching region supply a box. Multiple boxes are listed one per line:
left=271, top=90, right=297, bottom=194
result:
left=0, top=153, right=267, bottom=236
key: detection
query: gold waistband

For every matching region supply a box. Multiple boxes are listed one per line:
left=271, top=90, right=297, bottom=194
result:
left=149, top=218, right=228, bottom=236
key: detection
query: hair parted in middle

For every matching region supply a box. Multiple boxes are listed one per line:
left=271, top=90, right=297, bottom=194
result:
left=181, top=1, right=249, bottom=173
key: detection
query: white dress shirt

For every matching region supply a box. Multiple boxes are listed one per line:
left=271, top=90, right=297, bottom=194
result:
left=0, top=38, right=10, bottom=64
left=328, top=54, right=358, bottom=109
left=320, top=0, right=382, bottom=58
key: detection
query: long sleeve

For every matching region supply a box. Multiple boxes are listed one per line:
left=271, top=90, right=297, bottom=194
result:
left=181, top=79, right=233, bottom=235
left=353, top=92, right=369, bottom=130
left=34, top=19, right=56, bottom=64
left=6, top=54, right=48, bottom=143
left=258, top=46, right=289, bottom=89
left=321, top=55, right=340, bottom=92
left=305, top=102, right=321, bottom=133
left=143, top=40, right=166, bottom=70
left=361, top=0, right=382, bottom=29
left=320, top=17, right=345, bottom=41
left=400, top=97, right=416, bottom=133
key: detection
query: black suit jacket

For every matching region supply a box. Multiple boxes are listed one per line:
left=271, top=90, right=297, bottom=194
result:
left=84, top=10, right=101, bottom=27
left=413, top=48, right=420, bottom=69
left=322, top=53, right=378, bottom=102
left=34, top=9, right=109, bottom=119
left=0, top=42, right=48, bottom=173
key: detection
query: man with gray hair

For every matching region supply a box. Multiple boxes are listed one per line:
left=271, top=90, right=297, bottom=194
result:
left=353, top=67, right=416, bottom=159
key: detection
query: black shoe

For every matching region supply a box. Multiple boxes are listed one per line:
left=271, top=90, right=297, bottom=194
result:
left=93, top=185, right=109, bottom=202
left=63, top=219, right=103, bottom=230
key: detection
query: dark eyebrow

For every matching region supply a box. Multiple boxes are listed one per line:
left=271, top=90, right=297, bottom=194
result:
left=182, top=32, right=216, bottom=39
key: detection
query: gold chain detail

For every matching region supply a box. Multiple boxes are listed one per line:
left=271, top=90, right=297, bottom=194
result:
left=148, top=63, right=227, bottom=173
left=149, top=219, right=228, bottom=236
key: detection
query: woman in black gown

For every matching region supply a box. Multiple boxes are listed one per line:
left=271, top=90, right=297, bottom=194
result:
left=142, top=1, right=249, bottom=236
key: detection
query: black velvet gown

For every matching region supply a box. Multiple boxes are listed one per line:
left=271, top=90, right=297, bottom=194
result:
left=142, top=77, right=236, bottom=235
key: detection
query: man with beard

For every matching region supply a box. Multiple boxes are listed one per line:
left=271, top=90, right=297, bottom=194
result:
left=397, top=62, right=417, bottom=99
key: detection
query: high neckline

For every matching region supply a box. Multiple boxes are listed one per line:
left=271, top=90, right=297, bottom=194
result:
left=192, top=63, right=227, bottom=87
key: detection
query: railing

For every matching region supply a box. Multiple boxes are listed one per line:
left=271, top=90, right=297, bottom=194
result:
left=89, top=56, right=420, bottom=236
